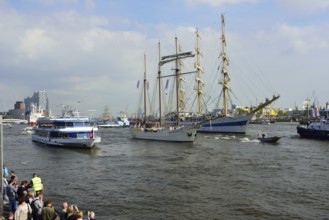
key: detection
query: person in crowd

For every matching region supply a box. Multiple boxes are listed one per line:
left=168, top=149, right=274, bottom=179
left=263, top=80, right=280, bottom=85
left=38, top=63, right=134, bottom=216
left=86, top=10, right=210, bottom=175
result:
left=30, top=173, right=43, bottom=195
left=9, top=170, right=16, bottom=181
left=86, top=211, right=96, bottom=220
left=3, top=163, right=9, bottom=177
left=76, top=211, right=83, bottom=220
left=17, top=180, right=28, bottom=199
left=26, top=181, right=34, bottom=193
left=26, top=191, right=35, bottom=205
left=42, top=199, right=56, bottom=220
left=2, top=173, right=8, bottom=203
left=33, top=192, right=44, bottom=220
left=66, top=205, right=77, bottom=220
left=14, top=197, right=32, bottom=220
left=22, top=190, right=29, bottom=203
left=59, top=201, right=68, bottom=220
left=6, top=176, right=18, bottom=213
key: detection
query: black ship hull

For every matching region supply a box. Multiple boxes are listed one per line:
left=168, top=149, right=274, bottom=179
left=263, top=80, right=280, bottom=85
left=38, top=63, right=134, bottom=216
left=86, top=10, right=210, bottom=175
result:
left=297, top=126, right=329, bottom=140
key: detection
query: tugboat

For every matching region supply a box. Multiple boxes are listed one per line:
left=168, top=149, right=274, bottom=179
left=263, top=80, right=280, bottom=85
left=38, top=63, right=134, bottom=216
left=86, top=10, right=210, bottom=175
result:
left=297, top=109, right=329, bottom=140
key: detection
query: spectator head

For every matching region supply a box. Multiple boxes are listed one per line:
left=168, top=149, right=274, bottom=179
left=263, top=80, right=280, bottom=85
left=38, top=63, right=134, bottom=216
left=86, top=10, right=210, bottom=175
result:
left=62, top=201, right=68, bottom=209
left=89, top=211, right=95, bottom=219
left=9, top=176, right=17, bottom=184
left=20, top=180, right=28, bottom=186
left=46, top=200, right=53, bottom=207
left=18, top=197, right=26, bottom=204
left=28, top=191, right=34, bottom=198
left=37, top=193, right=43, bottom=199
left=76, top=211, right=83, bottom=218
left=67, top=206, right=74, bottom=215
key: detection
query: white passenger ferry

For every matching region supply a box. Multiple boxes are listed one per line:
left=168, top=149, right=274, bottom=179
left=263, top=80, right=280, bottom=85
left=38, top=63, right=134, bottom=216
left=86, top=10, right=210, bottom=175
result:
left=32, top=111, right=101, bottom=148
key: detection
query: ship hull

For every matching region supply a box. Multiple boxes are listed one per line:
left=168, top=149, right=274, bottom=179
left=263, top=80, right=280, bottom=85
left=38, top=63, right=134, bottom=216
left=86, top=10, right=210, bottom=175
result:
left=130, top=126, right=197, bottom=142
left=32, top=135, right=101, bottom=148
left=198, top=114, right=253, bottom=134
left=297, top=126, right=329, bottom=140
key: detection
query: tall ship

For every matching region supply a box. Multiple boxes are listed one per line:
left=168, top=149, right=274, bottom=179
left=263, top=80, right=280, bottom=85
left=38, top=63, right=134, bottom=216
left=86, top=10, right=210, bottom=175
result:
left=32, top=109, right=101, bottom=148
left=130, top=39, right=199, bottom=142
left=198, top=14, right=279, bottom=134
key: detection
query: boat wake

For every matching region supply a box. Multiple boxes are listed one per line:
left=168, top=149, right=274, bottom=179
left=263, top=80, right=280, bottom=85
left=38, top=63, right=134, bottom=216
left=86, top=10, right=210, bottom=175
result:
left=239, top=137, right=260, bottom=143
left=214, top=135, right=236, bottom=140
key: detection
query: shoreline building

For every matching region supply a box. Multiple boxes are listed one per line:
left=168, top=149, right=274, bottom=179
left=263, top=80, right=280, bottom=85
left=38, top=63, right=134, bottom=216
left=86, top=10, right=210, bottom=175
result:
left=24, top=90, right=50, bottom=124
left=24, top=90, right=49, bottom=114
left=7, top=101, right=25, bottom=119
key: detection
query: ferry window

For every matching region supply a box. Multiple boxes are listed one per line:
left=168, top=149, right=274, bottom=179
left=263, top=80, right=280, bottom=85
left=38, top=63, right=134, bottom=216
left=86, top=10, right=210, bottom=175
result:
left=74, top=122, right=84, bottom=127
left=54, top=122, right=65, bottom=128
left=39, top=122, right=53, bottom=128
left=61, top=133, right=68, bottom=138
left=77, top=132, right=88, bottom=139
left=67, top=133, right=77, bottom=138
left=66, top=122, right=74, bottom=127
left=50, top=132, right=60, bottom=138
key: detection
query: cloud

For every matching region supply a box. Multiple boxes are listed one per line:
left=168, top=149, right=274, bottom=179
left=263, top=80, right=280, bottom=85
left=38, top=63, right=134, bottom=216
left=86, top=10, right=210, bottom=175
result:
left=19, top=28, right=57, bottom=59
left=186, top=0, right=261, bottom=8
left=36, top=0, right=79, bottom=5
left=276, top=0, right=329, bottom=14
left=275, top=23, right=329, bottom=54
left=85, top=0, right=95, bottom=9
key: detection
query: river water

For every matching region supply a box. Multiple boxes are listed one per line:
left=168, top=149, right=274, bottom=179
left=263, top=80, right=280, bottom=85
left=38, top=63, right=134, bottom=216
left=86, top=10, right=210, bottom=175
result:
left=2, top=122, right=329, bottom=219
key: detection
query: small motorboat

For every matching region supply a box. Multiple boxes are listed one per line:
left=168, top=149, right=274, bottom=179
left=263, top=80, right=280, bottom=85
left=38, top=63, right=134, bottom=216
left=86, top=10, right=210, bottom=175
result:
left=257, top=136, right=281, bottom=143
left=257, top=133, right=281, bottom=143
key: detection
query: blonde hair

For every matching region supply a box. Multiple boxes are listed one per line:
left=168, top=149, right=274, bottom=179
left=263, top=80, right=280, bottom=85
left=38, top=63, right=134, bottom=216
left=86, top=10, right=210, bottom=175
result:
left=28, top=191, right=34, bottom=198
left=67, top=205, right=74, bottom=215
left=76, top=211, right=83, bottom=218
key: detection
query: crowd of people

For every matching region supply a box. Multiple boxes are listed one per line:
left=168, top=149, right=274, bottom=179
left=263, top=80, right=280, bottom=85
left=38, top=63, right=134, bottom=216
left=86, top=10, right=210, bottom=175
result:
left=2, top=163, right=95, bottom=220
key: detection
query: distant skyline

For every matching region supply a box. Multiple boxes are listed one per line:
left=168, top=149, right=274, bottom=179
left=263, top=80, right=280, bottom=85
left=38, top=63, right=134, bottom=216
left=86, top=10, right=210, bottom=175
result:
left=1, top=0, right=329, bottom=117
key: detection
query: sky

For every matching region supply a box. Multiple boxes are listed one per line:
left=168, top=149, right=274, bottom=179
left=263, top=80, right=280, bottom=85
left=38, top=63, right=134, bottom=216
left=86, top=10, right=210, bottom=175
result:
left=0, top=0, right=329, bottom=117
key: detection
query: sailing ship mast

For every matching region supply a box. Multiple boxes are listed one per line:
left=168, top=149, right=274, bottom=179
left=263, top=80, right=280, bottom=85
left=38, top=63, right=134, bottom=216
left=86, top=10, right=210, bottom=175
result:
left=175, top=37, right=180, bottom=126
left=159, top=38, right=195, bottom=127
left=178, top=44, right=185, bottom=115
left=219, top=13, right=230, bottom=116
left=102, top=105, right=110, bottom=121
left=195, top=28, right=204, bottom=114
left=157, top=41, right=163, bottom=127
left=143, top=54, right=147, bottom=122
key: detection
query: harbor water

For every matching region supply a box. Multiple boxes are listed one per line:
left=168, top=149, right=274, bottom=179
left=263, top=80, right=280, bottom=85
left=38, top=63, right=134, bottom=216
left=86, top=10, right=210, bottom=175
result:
left=2, top=122, right=329, bottom=219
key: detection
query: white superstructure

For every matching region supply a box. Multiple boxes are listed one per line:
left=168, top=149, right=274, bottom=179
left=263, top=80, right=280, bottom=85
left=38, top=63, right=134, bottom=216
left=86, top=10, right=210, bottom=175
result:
left=32, top=116, right=101, bottom=148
